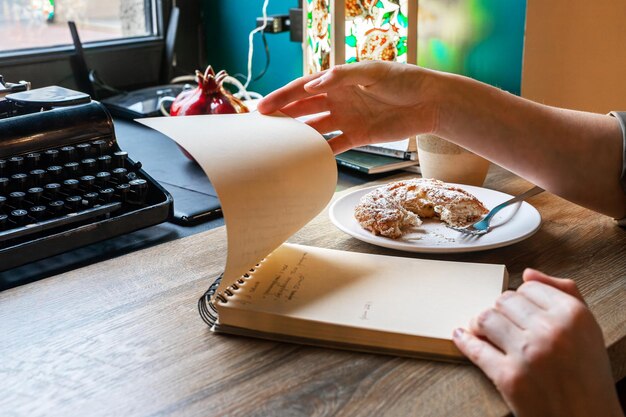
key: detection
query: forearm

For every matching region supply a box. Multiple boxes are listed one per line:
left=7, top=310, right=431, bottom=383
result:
left=431, top=71, right=626, bottom=218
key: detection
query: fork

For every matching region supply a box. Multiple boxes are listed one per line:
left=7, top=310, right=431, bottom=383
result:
left=447, top=185, right=544, bottom=236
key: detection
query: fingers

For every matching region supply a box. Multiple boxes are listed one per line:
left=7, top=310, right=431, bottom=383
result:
left=259, top=62, right=390, bottom=114
left=257, top=71, right=328, bottom=114
left=303, top=115, right=352, bottom=155
left=304, top=62, right=390, bottom=93
left=327, top=134, right=358, bottom=155
left=304, top=113, right=338, bottom=135
left=453, top=328, right=507, bottom=377
left=280, top=94, right=329, bottom=119
left=469, top=308, right=524, bottom=353
left=522, top=268, right=585, bottom=303
left=518, top=270, right=586, bottom=311
left=516, top=280, right=571, bottom=310
left=494, top=291, right=543, bottom=330
left=300, top=114, right=356, bottom=154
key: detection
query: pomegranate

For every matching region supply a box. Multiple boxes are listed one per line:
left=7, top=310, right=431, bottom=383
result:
left=170, top=66, right=249, bottom=116
left=170, top=65, right=249, bottom=160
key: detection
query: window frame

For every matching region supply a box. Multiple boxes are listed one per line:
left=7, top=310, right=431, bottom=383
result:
left=0, top=0, right=172, bottom=90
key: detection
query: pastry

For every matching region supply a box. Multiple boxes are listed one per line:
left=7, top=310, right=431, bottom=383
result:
left=354, top=179, right=488, bottom=238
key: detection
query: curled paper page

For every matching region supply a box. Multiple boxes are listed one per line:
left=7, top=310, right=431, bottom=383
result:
left=139, top=112, right=337, bottom=290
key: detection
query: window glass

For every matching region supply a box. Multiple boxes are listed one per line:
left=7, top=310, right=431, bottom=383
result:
left=0, top=0, right=156, bottom=53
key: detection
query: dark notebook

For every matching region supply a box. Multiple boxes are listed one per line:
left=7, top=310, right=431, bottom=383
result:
left=114, top=119, right=221, bottom=225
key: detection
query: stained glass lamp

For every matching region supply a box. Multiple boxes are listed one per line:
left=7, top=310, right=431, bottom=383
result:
left=303, top=0, right=525, bottom=97
left=303, top=0, right=418, bottom=74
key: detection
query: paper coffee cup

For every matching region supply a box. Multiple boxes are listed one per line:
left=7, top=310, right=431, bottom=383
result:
left=418, top=134, right=490, bottom=186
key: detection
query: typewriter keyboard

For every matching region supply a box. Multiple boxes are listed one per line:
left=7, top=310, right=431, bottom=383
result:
left=0, top=140, right=159, bottom=244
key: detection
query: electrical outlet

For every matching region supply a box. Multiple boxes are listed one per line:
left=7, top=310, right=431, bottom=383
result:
left=256, top=14, right=290, bottom=33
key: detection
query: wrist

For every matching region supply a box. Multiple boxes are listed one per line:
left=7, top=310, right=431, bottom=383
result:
left=411, top=67, right=446, bottom=135
left=429, top=71, right=504, bottom=140
left=423, top=70, right=537, bottom=166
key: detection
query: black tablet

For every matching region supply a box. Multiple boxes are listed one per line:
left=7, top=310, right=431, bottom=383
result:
left=114, top=118, right=222, bottom=226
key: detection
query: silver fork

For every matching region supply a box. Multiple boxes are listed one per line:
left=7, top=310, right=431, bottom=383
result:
left=447, top=185, right=544, bottom=236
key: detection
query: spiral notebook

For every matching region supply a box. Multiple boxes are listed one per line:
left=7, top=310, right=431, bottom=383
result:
left=140, top=113, right=507, bottom=361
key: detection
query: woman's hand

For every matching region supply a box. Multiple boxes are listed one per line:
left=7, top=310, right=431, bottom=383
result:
left=257, top=61, right=440, bottom=154
left=453, top=269, right=623, bottom=417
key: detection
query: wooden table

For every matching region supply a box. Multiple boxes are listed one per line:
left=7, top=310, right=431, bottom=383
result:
left=1, top=167, right=624, bottom=417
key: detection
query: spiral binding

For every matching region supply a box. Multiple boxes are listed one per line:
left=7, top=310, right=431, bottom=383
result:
left=198, top=273, right=223, bottom=327
left=197, top=264, right=262, bottom=328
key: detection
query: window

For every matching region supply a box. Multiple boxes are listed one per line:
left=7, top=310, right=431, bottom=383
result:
left=0, top=1, right=172, bottom=92
left=0, top=0, right=158, bottom=53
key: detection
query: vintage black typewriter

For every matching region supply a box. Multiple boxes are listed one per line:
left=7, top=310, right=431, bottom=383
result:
left=0, top=85, right=172, bottom=271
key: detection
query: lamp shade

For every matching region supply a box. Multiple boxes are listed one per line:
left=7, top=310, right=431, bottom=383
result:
left=303, top=0, right=418, bottom=74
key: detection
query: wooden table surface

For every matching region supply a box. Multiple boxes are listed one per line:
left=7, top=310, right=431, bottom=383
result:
left=1, top=166, right=625, bottom=417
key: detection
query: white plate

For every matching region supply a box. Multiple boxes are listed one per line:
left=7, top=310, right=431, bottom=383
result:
left=329, top=183, right=542, bottom=253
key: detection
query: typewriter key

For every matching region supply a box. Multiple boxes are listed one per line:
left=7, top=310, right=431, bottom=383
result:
left=27, top=187, right=44, bottom=203
left=116, top=183, right=130, bottom=202
left=96, top=171, right=111, bottom=185
left=0, top=195, right=5, bottom=208
left=26, top=153, right=41, bottom=168
left=79, top=175, right=95, bottom=188
left=92, top=140, right=108, bottom=156
left=0, top=177, right=8, bottom=193
left=60, top=146, right=76, bottom=161
left=8, top=156, right=24, bottom=172
left=49, top=200, right=64, bottom=213
left=81, top=158, right=97, bottom=173
left=97, top=155, right=112, bottom=170
left=29, top=205, right=46, bottom=220
left=76, top=143, right=92, bottom=157
left=47, top=165, right=63, bottom=179
left=9, top=191, right=25, bottom=207
left=64, top=162, right=80, bottom=175
left=63, top=179, right=79, bottom=191
left=111, top=167, right=127, bottom=181
left=83, top=192, right=99, bottom=207
left=29, top=169, right=46, bottom=185
left=128, top=179, right=148, bottom=204
left=99, top=188, right=115, bottom=202
left=0, top=214, right=7, bottom=229
left=10, top=209, right=28, bottom=225
left=113, top=151, right=127, bottom=168
left=65, top=195, right=82, bottom=210
left=45, top=183, right=61, bottom=197
left=0, top=159, right=5, bottom=176
left=11, top=173, right=28, bottom=189
left=44, top=149, right=59, bottom=164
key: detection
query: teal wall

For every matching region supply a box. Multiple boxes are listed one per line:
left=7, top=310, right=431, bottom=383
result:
left=203, top=0, right=303, bottom=96
left=203, top=0, right=526, bottom=96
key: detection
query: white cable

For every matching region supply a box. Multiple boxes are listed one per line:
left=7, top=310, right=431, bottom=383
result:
left=169, top=75, right=197, bottom=84
left=245, top=0, right=270, bottom=89
left=159, top=97, right=175, bottom=116
left=224, top=76, right=264, bottom=102
left=223, top=75, right=252, bottom=101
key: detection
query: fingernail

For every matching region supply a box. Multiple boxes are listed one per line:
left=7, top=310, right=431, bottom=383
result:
left=453, top=328, right=465, bottom=339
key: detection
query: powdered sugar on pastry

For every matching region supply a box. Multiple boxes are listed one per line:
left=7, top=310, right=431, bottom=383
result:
left=354, top=179, right=488, bottom=238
